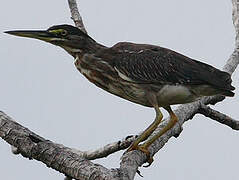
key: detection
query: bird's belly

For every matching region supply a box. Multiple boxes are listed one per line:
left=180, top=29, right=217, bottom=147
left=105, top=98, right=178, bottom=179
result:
left=92, top=78, right=150, bottom=106
left=107, top=83, right=199, bottom=107
left=108, top=82, right=149, bottom=105
left=156, top=85, right=198, bottom=106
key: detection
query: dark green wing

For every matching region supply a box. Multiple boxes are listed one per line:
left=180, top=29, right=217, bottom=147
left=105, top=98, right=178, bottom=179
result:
left=97, top=42, right=235, bottom=92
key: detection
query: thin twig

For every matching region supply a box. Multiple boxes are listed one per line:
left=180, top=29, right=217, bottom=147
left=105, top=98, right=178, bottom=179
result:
left=67, top=0, right=87, bottom=33
left=82, top=135, right=136, bottom=160
left=198, top=104, right=239, bottom=130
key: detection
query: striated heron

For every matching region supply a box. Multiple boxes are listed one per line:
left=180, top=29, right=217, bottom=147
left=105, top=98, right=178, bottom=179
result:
left=5, top=24, right=235, bottom=165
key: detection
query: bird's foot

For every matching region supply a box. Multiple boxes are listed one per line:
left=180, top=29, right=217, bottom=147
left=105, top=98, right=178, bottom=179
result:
left=126, top=144, right=154, bottom=167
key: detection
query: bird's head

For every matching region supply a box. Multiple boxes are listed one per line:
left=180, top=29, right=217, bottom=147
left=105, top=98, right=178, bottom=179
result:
left=5, top=24, right=97, bottom=55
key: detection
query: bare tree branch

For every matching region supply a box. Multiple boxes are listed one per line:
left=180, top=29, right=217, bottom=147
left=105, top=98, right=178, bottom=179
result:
left=67, top=0, right=87, bottom=33
left=82, top=135, right=136, bottom=160
left=0, top=111, right=120, bottom=180
left=198, top=104, right=239, bottom=130
left=1, top=0, right=239, bottom=180
left=80, top=97, right=228, bottom=163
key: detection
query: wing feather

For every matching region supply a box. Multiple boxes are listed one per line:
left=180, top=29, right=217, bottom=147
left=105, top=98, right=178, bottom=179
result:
left=95, top=42, right=234, bottom=91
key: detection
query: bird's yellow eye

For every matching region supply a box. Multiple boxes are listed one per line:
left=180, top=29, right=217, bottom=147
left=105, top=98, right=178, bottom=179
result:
left=61, top=30, right=68, bottom=36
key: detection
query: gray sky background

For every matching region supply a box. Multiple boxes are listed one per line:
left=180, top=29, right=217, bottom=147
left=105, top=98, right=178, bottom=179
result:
left=1, top=1, right=239, bottom=180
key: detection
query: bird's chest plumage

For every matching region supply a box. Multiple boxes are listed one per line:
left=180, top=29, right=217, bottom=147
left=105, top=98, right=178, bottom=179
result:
left=74, top=55, right=151, bottom=106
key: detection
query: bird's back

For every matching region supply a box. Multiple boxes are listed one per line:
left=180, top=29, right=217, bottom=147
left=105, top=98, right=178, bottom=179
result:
left=95, top=42, right=235, bottom=97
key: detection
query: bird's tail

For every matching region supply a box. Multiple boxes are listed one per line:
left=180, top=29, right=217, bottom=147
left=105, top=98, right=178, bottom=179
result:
left=217, top=71, right=235, bottom=97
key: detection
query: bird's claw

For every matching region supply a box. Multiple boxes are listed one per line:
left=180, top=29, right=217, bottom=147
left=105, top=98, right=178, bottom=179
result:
left=126, top=144, right=154, bottom=167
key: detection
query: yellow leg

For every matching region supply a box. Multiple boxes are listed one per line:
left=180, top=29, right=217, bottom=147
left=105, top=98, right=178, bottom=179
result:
left=127, top=106, right=163, bottom=152
left=139, top=106, right=178, bottom=167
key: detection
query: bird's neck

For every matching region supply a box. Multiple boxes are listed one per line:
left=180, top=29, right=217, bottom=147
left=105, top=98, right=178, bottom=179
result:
left=66, top=39, right=106, bottom=58
left=85, top=39, right=106, bottom=54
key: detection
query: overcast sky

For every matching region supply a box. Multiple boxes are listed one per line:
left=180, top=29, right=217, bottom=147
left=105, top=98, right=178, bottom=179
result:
left=1, top=1, right=239, bottom=180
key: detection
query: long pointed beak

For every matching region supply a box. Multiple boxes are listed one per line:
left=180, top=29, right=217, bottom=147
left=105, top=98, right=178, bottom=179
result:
left=4, top=30, right=56, bottom=42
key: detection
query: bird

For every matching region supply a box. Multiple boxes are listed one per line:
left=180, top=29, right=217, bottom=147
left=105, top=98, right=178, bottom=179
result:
left=5, top=24, right=235, bottom=165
